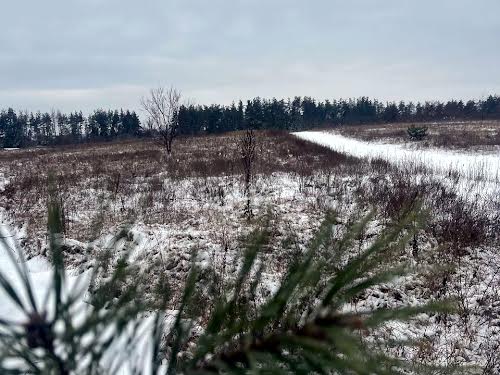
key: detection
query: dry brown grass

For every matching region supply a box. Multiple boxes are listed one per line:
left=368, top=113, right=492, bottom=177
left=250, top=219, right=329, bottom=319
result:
left=2, top=128, right=498, bottom=372
left=336, top=120, right=500, bottom=150
left=0, top=130, right=358, bottom=185
left=0, top=131, right=360, bottom=252
left=0, top=129, right=494, bottom=264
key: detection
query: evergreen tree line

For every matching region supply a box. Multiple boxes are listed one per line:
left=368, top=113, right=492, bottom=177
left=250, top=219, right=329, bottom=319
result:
left=177, top=95, right=500, bottom=135
left=0, top=109, right=140, bottom=148
left=2, top=95, right=500, bottom=148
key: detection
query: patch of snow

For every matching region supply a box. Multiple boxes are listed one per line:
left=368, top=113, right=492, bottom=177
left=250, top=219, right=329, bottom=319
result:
left=294, top=131, right=500, bottom=205
left=294, top=131, right=500, bottom=183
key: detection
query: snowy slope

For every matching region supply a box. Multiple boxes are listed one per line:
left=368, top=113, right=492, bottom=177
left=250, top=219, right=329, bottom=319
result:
left=294, top=131, right=500, bottom=182
left=0, top=212, right=54, bottom=322
left=294, top=131, right=500, bottom=205
left=0, top=176, right=158, bottom=373
left=294, top=130, right=500, bottom=370
left=0, top=224, right=161, bottom=373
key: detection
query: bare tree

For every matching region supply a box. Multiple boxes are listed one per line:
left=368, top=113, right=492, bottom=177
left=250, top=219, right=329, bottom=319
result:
left=240, top=129, right=257, bottom=220
left=141, top=86, right=181, bottom=155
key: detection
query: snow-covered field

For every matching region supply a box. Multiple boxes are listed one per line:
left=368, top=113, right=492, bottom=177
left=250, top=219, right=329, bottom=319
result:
left=0, top=130, right=499, bottom=372
left=294, top=130, right=500, bottom=371
left=0, top=206, right=167, bottom=374
left=295, top=131, right=500, bottom=182
left=295, top=131, right=500, bottom=206
left=0, top=224, right=54, bottom=320
left=0, top=134, right=338, bottom=372
left=335, top=120, right=500, bottom=151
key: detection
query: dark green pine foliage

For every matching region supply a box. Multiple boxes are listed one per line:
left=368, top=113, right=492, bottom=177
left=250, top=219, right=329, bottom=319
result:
left=2, top=95, right=500, bottom=148
left=407, top=125, right=429, bottom=141
left=170, top=209, right=456, bottom=374
left=289, top=96, right=303, bottom=131
left=69, top=111, right=84, bottom=143
left=40, top=112, right=54, bottom=145
left=237, top=100, right=245, bottom=130
left=0, top=108, right=143, bottom=148
left=110, top=110, right=121, bottom=139
left=0, top=108, right=23, bottom=148
left=121, top=110, right=141, bottom=136
left=29, top=112, right=43, bottom=145
left=95, top=110, right=111, bottom=140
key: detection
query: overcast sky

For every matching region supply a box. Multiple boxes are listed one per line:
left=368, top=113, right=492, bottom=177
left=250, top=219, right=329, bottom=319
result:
left=1, top=0, right=499, bottom=113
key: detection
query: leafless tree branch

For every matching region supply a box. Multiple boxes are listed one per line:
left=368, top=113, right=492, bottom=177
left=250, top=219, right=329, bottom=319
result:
left=141, top=86, right=181, bottom=155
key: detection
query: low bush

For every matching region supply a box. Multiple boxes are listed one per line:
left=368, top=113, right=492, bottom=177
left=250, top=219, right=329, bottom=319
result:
left=407, top=125, right=429, bottom=141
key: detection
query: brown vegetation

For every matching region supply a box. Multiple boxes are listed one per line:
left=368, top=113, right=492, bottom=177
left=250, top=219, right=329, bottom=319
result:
left=337, top=120, right=500, bottom=150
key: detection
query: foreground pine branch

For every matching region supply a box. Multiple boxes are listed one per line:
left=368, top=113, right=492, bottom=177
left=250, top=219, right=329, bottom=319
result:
left=0, top=194, right=458, bottom=374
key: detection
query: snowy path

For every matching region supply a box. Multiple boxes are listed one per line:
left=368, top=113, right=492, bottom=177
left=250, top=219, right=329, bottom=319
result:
left=294, top=131, right=500, bottom=183
left=294, top=131, right=500, bottom=204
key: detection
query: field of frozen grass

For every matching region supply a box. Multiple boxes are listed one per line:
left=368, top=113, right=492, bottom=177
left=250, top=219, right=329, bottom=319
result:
left=295, top=131, right=500, bottom=182
left=336, top=120, right=500, bottom=151
left=0, top=205, right=172, bottom=374
left=296, top=130, right=500, bottom=208
left=1, top=129, right=500, bottom=372
left=295, top=129, right=500, bottom=371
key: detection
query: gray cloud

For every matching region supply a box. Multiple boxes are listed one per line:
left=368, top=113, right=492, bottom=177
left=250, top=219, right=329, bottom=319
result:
left=1, top=0, right=499, bottom=112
